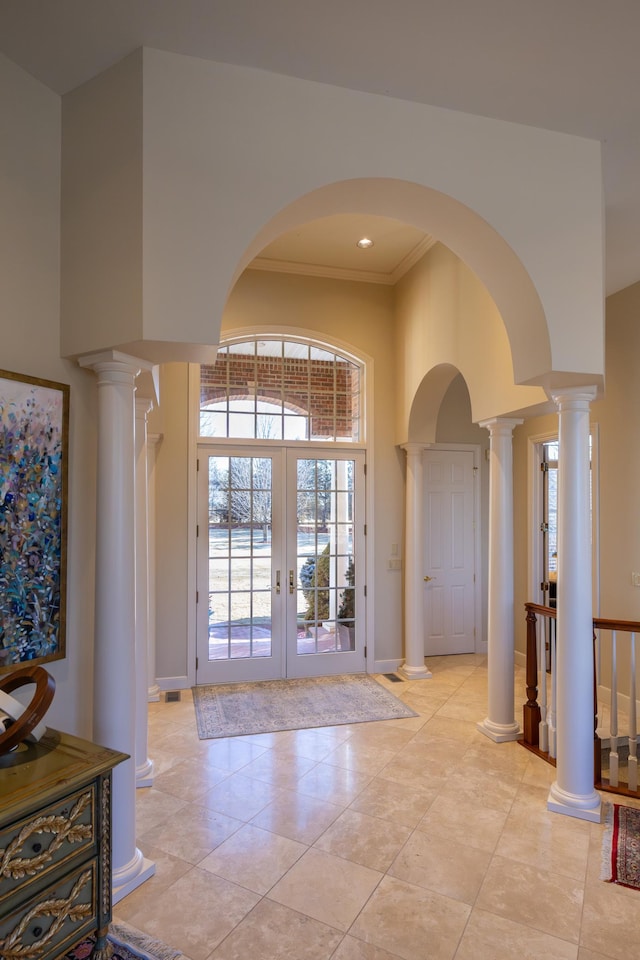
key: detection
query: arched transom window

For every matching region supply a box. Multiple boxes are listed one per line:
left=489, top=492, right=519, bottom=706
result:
left=199, top=338, right=362, bottom=442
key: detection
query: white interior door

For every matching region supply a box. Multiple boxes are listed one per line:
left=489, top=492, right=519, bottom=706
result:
left=423, top=447, right=476, bottom=655
left=196, top=447, right=365, bottom=682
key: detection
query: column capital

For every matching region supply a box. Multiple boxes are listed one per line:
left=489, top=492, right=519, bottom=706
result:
left=478, top=417, right=524, bottom=435
left=399, top=442, right=428, bottom=457
left=550, top=385, right=598, bottom=409
left=78, top=349, right=155, bottom=382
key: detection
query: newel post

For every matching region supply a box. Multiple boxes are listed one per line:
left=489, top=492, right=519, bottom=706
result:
left=523, top=604, right=541, bottom=746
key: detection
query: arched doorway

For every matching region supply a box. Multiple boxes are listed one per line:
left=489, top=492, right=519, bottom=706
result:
left=195, top=336, right=367, bottom=683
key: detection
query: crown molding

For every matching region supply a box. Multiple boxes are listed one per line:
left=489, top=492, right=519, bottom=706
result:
left=248, top=235, right=436, bottom=286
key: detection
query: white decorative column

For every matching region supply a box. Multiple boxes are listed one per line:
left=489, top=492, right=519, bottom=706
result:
left=547, top=387, right=601, bottom=822
left=147, top=432, right=161, bottom=702
left=477, top=418, right=522, bottom=742
left=79, top=351, right=156, bottom=902
left=135, top=397, right=154, bottom=786
left=398, top=443, right=431, bottom=680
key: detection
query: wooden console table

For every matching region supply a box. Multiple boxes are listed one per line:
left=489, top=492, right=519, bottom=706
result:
left=0, top=728, right=126, bottom=959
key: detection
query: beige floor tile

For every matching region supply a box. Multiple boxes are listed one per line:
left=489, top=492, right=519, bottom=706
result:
left=395, top=737, right=470, bottom=769
left=578, top=950, right=617, bottom=960
left=375, top=757, right=448, bottom=792
left=314, top=808, right=412, bottom=872
left=250, top=788, right=343, bottom=843
left=237, top=749, right=318, bottom=788
left=199, top=822, right=305, bottom=894
left=296, top=760, right=372, bottom=805
left=496, top=804, right=590, bottom=881
left=349, top=775, right=437, bottom=827
left=475, top=855, right=583, bottom=943
left=331, top=936, right=405, bottom=960
left=454, top=908, right=578, bottom=960
left=324, top=740, right=398, bottom=775
left=115, top=845, right=194, bottom=923
left=388, top=828, right=491, bottom=904
left=139, top=802, right=243, bottom=864
left=437, top=767, right=520, bottom=813
left=434, top=697, right=487, bottom=722
left=200, top=771, right=283, bottom=820
left=343, top=723, right=417, bottom=751
left=411, top=716, right=481, bottom=744
left=267, top=727, right=344, bottom=761
left=193, top=736, right=269, bottom=772
left=349, top=875, right=470, bottom=960
left=127, top=656, right=639, bottom=960
left=417, top=794, right=508, bottom=852
left=267, top=847, right=382, bottom=932
left=207, top=898, right=344, bottom=959
left=135, top=788, right=188, bottom=835
left=580, top=876, right=640, bottom=959
left=152, top=757, right=231, bottom=801
left=124, top=867, right=260, bottom=960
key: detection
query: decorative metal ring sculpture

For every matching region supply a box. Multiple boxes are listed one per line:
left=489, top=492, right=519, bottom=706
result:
left=0, top=665, right=55, bottom=755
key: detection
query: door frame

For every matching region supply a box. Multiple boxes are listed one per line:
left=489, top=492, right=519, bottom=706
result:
left=187, top=350, right=375, bottom=687
left=194, top=446, right=367, bottom=683
left=423, top=442, right=484, bottom=655
left=527, top=426, right=600, bottom=617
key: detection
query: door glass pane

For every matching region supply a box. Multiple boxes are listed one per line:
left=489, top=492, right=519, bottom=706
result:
left=296, top=458, right=355, bottom=655
left=208, top=456, right=273, bottom=661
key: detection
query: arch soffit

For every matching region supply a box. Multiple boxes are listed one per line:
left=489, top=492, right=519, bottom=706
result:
left=408, top=364, right=463, bottom=445
left=226, top=178, right=551, bottom=387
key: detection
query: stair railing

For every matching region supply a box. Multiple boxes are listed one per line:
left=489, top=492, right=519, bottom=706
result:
left=521, top=605, right=640, bottom=797
left=593, top=618, right=639, bottom=794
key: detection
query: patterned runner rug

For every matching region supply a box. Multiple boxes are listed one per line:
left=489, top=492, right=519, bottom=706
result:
left=601, top=802, right=640, bottom=890
left=66, top=923, right=181, bottom=960
left=193, top=674, right=417, bottom=739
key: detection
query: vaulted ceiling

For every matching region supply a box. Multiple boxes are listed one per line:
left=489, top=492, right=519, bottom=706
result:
left=2, top=0, right=638, bottom=294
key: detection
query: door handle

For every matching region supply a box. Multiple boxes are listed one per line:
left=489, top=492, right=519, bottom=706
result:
left=275, top=571, right=281, bottom=594
left=289, top=570, right=295, bottom=594
left=424, top=576, right=436, bottom=582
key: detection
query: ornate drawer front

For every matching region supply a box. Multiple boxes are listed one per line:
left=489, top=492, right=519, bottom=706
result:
left=0, top=785, right=95, bottom=902
left=0, top=859, right=96, bottom=960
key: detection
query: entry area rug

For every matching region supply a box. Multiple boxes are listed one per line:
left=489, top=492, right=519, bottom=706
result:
left=193, top=674, right=418, bottom=739
left=601, top=802, right=640, bottom=890
left=65, top=923, right=181, bottom=960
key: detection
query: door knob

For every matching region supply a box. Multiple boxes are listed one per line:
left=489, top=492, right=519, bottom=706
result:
left=424, top=576, right=436, bottom=582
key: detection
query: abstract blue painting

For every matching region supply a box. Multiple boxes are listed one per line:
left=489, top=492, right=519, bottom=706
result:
left=0, top=370, right=69, bottom=670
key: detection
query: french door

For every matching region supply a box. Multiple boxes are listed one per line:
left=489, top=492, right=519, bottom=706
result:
left=196, top=447, right=366, bottom=683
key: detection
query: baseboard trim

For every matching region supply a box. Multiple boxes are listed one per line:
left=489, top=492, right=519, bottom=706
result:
left=157, top=676, right=191, bottom=691
left=373, top=659, right=403, bottom=675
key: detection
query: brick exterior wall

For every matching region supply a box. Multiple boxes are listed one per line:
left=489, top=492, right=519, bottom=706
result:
left=201, top=349, right=360, bottom=440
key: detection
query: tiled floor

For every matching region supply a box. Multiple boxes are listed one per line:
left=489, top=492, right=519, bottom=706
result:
left=114, top=655, right=640, bottom=960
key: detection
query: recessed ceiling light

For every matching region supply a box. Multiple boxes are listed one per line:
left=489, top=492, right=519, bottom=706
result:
left=356, top=237, right=374, bottom=249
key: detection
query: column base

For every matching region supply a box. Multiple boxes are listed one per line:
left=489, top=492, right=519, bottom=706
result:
left=547, top=781, right=602, bottom=823
left=398, top=662, right=432, bottom=680
left=476, top=717, right=521, bottom=743
left=135, top=758, right=154, bottom=788
left=148, top=683, right=161, bottom=703
left=112, top=849, right=156, bottom=904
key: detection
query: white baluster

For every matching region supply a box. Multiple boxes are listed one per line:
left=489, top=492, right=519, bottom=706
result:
left=549, top=623, right=557, bottom=759
left=538, top=614, right=549, bottom=753
left=628, top=632, right=638, bottom=792
left=609, top=631, right=619, bottom=787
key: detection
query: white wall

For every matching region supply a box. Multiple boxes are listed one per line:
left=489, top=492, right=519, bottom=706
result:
left=59, top=48, right=604, bottom=388
left=152, top=269, right=404, bottom=680
left=140, top=49, right=603, bottom=383
left=0, top=55, right=96, bottom=737
left=395, top=244, right=547, bottom=437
